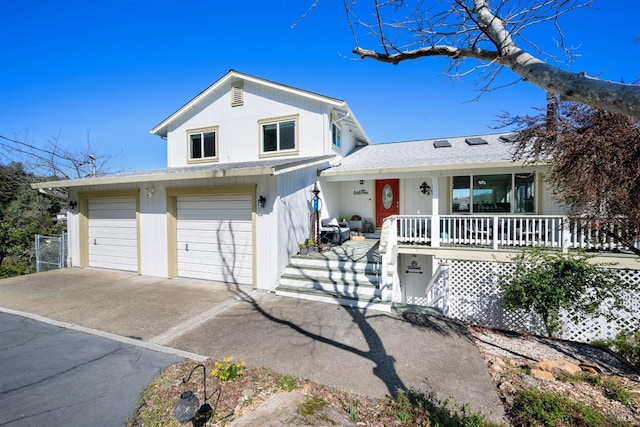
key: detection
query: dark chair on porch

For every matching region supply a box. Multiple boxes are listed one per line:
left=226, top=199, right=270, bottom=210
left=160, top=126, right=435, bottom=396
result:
left=320, top=218, right=351, bottom=246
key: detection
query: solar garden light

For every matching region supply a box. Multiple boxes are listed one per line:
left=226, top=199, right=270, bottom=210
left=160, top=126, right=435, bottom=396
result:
left=173, top=363, right=218, bottom=426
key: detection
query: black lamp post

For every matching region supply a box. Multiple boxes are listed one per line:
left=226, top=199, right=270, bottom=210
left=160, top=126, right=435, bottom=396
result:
left=311, top=182, right=322, bottom=249
left=173, top=364, right=216, bottom=427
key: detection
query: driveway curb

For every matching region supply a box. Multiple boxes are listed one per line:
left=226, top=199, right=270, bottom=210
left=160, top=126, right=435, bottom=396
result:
left=0, top=306, right=208, bottom=362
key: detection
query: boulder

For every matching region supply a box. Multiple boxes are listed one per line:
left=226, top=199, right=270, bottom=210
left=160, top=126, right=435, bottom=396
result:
left=535, top=359, right=582, bottom=377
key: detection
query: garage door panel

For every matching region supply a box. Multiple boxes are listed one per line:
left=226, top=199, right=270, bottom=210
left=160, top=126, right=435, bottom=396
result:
left=177, top=249, right=252, bottom=264
left=177, top=230, right=252, bottom=246
left=176, top=194, right=253, bottom=284
left=87, top=198, right=138, bottom=272
left=177, top=264, right=253, bottom=283
left=177, top=221, right=252, bottom=232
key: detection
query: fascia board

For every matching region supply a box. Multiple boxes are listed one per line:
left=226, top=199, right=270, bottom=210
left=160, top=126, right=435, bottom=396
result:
left=320, top=160, right=536, bottom=179
left=30, top=166, right=278, bottom=190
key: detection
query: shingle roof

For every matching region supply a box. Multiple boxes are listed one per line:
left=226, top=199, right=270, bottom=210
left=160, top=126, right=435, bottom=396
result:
left=322, top=133, right=524, bottom=176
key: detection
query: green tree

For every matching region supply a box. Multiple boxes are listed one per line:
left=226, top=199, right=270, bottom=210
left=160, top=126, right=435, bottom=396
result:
left=0, top=188, right=63, bottom=274
left=500, top=248, right=634, bottom=337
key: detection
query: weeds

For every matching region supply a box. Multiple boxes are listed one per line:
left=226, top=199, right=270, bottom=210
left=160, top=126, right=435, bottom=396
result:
left=593, top=330, right=640, bottom=367
left=276, top=374, right=296, bottom=392
left=511, top=388, right=633, bottom=427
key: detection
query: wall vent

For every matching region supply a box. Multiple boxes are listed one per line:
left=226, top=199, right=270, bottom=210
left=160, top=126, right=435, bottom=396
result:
left=465, top=137, right=488, bottom=146
left=231, top=84, right=244, bottom=107
left=433, top=139, right=451, bottom=148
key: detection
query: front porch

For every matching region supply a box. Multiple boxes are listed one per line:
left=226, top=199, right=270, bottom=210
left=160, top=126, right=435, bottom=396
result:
left=277, top=214, right=639, bottom=314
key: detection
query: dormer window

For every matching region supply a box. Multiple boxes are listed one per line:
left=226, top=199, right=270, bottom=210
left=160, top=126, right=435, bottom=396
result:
left=332, top=123, right=342, bottom=149
left=258, top=115, right=298, bottom=157
left=187, top=127, right=219, bottom=163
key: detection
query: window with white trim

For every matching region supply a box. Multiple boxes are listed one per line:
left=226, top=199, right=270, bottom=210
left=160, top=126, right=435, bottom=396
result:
left=259, top=115, right=298, bottom=156
left=332, top=123, right=342, bottom=149
left=451, top=173, right=536, bottom=214
left=187, top=127, right=218, bottom=162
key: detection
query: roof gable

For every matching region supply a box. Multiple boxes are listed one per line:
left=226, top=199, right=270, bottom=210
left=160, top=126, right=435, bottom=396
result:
left=150, top=70, right=357, bottom=138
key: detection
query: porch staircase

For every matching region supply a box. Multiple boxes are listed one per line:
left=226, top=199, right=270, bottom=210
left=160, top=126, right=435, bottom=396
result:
left=275, top=241, right=392, bottom=312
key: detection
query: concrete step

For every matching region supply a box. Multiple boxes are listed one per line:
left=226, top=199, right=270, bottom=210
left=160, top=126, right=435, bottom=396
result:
left=279, top=274, right=380, bottom=296
left=283, top=265, right=381, bottom=285
left=289, top=255, right=381, bottom=273
left=275, top=285, right=392, bottom=312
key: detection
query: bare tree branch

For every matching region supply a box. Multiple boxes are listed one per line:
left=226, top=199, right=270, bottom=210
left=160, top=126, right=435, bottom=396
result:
left=344, top=0, right=640, bottom=118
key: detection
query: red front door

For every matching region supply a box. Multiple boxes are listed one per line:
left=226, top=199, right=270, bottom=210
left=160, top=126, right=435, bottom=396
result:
left=375, top=179, right=400, bottom=228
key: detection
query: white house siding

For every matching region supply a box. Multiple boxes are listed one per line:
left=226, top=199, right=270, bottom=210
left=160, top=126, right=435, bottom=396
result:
left=275, top=165, right=321, bottom=288
left=166, top=80, right=331, bottom=168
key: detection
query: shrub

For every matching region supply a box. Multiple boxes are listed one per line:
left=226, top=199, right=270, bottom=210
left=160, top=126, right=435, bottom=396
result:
left=500, top=248, right=634, bottom=337
left=593, top=330, right=640, bottom=367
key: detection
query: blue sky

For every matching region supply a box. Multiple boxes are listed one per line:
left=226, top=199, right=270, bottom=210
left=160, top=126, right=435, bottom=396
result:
left=1, top=0, right=638, bottom=172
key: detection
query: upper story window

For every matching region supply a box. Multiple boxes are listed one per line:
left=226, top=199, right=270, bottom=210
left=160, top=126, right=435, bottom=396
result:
left=451, top=173, right=536, bottom=214
left=187, top=127, right=218, bottom=163
left=259, top=115, right=298, bottom=157
left=332, top=123, right=342, bottom=149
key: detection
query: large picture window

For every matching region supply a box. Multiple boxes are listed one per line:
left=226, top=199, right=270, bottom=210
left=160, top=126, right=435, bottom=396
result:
left=188, top=127, right=218, bottom=163
left=259, top=115, right=298, bottom=156
left=451, top=173, right=535, bottom=214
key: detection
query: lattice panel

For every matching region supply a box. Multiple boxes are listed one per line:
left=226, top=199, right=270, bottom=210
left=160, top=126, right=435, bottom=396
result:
left=445, top=259, right=640, bottom=343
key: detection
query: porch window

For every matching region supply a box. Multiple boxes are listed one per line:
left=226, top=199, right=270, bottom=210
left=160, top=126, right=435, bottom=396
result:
left=259, top=115, right=298, bottom=156
left=451, top=173, right=535, bottom=214
left=187, top=127, right=218, bottom=163
left=515, top=173, right=535, bottom=213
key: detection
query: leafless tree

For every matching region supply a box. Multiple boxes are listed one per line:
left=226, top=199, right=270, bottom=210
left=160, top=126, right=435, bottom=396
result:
left=343, top=0, right=640, bottom=117
left=0, top=131, right=120, bottom=181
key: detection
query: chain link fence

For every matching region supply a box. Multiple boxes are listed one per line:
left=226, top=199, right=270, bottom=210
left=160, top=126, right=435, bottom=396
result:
left=35, top=233, right=67, bottom=273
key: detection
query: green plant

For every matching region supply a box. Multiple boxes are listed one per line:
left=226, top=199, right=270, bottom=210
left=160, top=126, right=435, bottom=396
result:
left=593, top=330, right=640, bottom=367
left=276, top=374, right=296, bottom=392
left=211, top=356, right=245, bottom=382
left=383, top=389, right=492, bottom=426
left=348, top=391, right=358, bottom=422
left=500, top=247, right=634, bottom=337
left=510, top=388, right=632, bottom=426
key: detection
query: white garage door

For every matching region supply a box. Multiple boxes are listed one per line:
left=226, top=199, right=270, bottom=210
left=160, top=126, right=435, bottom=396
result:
left=87, top=198, right=138, bottom=272
left=176, top=195, right=253, bottom=284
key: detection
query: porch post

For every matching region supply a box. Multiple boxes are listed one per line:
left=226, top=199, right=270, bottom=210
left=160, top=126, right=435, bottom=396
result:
left=431, top=177, right=440, bottom=248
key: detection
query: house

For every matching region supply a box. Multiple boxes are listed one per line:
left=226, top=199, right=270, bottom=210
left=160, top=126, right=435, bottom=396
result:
left=33, top=70, right=639, bottom=332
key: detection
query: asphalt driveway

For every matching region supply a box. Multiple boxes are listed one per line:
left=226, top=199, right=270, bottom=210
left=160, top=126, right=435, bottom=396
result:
left=0, top=268, right=506, bottom=424
left=0, top=311, right=182, bottom=426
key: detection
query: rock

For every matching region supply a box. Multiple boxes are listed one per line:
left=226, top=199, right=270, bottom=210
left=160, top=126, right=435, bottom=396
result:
left=579, top=362, right=603, bottom=374
left=520, top=374, right=540, bottom=388
left=499, top=381, right=516, bottom=395
left=490, top=359, right=507, bottom=373
left=530, top=368, right=556, bottom=381
left=535, top=359, right=582, bottom=376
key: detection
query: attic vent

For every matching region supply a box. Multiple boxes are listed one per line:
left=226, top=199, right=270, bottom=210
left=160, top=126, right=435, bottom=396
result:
left=465, top=137, right=488, bottom=146
left=231, top=84, right=244, bottom=107
left=433, top=139, right=451, bottom=148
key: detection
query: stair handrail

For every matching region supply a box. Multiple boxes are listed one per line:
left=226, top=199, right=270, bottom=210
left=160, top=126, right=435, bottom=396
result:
left=425, top=261, right=450, bottom=315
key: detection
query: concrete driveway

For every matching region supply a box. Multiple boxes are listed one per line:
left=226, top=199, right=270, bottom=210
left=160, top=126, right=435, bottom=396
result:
left=0, top=268, right=505, bottom=423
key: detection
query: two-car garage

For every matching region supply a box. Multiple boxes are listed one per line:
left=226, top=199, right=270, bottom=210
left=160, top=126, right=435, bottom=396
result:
left=80, top=186, right=255, bottom=286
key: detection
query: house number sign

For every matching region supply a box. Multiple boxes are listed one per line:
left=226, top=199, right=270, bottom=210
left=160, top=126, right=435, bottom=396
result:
left=406, top=260, right=423, bottom=274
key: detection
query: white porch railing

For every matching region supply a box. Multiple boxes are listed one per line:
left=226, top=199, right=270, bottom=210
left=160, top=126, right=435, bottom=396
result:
left=424, top=261, right=450, bottom=315
left=393, top=215, right=639, bottom=253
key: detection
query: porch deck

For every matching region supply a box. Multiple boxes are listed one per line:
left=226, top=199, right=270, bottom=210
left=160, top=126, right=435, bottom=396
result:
left=311, top=239, right=381, bottom=264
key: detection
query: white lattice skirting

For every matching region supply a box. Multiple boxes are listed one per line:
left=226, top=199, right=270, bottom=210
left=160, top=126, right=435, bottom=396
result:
left=446, top=259, right=640, bottom=342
